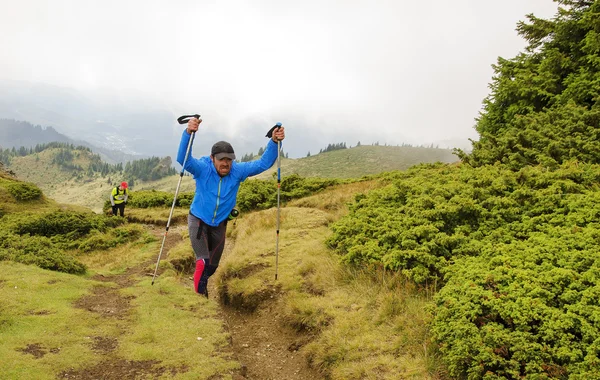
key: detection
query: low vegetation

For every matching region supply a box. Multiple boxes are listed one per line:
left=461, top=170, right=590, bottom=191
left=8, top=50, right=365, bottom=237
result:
left=327, top=162, right=600, bottom=377
left=0, top=175, right=144, bottom=274
left=0, top=166, right=240, bottom=379
left=212, top=181, right=445, bottom=379
left=110, top=174, right=351, bottom=214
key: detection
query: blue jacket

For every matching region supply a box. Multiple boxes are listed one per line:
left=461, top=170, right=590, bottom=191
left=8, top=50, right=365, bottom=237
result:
left=177, top=130, right=280, bottom=226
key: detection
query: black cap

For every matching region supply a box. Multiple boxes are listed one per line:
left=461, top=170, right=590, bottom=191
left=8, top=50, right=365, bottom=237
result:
left=211, top=141, right=236, bottom=160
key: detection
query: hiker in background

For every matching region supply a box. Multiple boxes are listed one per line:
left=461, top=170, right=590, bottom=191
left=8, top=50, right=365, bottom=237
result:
left=110, top=181, right=128, bottom=217
left=178, top=117, right=285, bottom=297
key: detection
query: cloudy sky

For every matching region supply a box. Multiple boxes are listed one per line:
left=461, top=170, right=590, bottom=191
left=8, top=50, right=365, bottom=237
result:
left=0, top=0, right=558, bottom=156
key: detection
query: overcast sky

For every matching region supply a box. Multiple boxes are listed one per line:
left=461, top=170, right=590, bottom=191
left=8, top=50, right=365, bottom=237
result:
left=0, top=0, right=559, bottom=154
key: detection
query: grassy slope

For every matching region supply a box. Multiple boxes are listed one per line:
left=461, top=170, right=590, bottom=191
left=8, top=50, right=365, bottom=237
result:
left=9, top=149, right=116, bottom=213
left=254, top=145, right=458, bottom=180
left=0, top=260, right=239, bottom=379
left=0, top=170, right=88, bottom=215
left=0, top=173, right=240, bottom=379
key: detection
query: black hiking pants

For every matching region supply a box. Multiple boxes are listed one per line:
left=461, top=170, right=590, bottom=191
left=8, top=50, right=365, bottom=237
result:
left=112, top=203, right=125, bottom=217
left=187, top=213, right=228, bottom=278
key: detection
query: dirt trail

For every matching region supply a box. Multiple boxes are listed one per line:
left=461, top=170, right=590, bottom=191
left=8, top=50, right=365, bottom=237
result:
left=209, top=262, right=322, bottom=380
left=179, top=227, right=323, bottom=379
left=60, top=224, right=187, bottom=379
left=63, top=224, right=322, bottom=379
left=217, top=302, right=321, bottom=380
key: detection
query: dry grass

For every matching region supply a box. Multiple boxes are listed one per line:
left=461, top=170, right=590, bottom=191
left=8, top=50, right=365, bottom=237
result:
left=124, top=207, right=189, bottom=226
left=288, top=179, right=381, bottom=219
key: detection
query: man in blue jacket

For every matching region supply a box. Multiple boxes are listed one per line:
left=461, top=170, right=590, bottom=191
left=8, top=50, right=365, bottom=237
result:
left=177, top=117, right=285, bottom=297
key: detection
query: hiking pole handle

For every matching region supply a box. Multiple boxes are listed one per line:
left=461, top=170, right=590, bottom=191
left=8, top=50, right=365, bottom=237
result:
left=266, top=122, right=282, bottom=140
left=177, top=114, right=201, bottom=124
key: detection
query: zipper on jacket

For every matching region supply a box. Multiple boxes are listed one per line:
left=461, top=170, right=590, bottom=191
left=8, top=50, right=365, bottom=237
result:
left=212, top=178, right=222, bottom=224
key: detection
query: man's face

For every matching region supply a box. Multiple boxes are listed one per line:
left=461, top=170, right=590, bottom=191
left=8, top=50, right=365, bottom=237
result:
left=212, top=156, right=232, bottom=176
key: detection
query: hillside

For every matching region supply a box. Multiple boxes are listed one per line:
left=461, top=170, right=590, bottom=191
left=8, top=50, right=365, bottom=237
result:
left=182, top=143, right=458, bottom=184
left=7, top=146, right=176, bottom=213
left=7, top=148, right=114, bottom=212
left=7, top=141, right=457, bottom=212
left=255, top=144, right=458, bottom=180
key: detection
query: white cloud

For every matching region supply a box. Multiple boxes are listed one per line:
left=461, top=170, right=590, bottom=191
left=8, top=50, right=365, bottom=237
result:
left=0, top=0, right=559, bottom=155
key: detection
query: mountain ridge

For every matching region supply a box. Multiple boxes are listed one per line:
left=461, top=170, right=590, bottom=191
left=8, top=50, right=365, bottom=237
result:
left=0, top=118, right=145, bottom=164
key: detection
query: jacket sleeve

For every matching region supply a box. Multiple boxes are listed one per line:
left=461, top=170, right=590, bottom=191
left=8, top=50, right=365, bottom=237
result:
left=110, top=189, right=116, bottom=206
left=240, top=139, right=280, bottom=179
left=124, top=191, right=128, bottom=203
left=177, top=130, right=202, bottom=175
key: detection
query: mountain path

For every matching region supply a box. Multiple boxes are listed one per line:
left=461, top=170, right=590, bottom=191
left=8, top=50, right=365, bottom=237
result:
left=59, top=224, right=187, bottom=379
left=61, top=223, right=322, bottom=379
left=208, top=241, right=322, bottom=380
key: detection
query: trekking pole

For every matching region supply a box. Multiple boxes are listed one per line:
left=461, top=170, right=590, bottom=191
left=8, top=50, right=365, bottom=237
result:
left=151, top=114, right=200, bottom=285
left=274, top=123, right=282, bottom=280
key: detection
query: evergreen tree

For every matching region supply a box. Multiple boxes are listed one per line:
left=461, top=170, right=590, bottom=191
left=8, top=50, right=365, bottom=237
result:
left=319, top=142, right=348, bottom=153
left=460, top=1, right=600, bottom=169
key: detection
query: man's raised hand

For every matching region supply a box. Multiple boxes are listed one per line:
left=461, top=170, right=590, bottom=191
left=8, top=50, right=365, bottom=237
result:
left=187, top=117, right=202, bottom=134
left=271, top=126, right=285, bottom=142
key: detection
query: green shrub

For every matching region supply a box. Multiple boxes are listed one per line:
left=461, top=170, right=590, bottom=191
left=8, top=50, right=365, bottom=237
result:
left=327, top=163, right=600, bottom=283
left=6, top=182, right=43, bottom=201
left=432, top=232, right=600, bottom=378
left=9, top=211, right=91, bottom=237
left=104, top=190, right=195, bottom=211
left=236, top=179, right=275, bottom=211
left=236, top=175, right=344, bottom=212
left=78, top=232, right=118, bottom=252
left=0, top=208, right=140, bottom=273
left=78, top=225, right=143, bottom=252
left=327, top=162, right=600, bottom=378
left=10, top=211, right=122, bottom=238
left=0, top=232, right=86, bottom=274
left=119, top=176, right=342, bottom=213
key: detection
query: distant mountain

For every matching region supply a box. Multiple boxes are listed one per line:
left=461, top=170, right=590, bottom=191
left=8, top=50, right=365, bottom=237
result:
left=0, top=119, right=71, bottom=147
left=0, top=81, right=292, bottom=164
left=0, top=119, right=144, bottom=164
left=0, top=80, right=179, bottom=158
